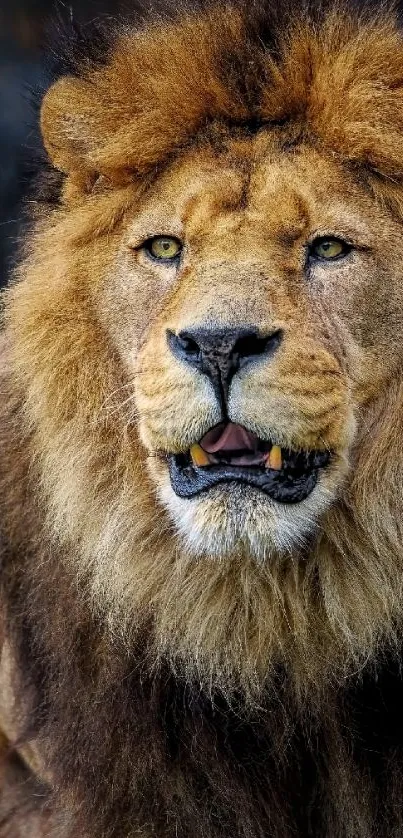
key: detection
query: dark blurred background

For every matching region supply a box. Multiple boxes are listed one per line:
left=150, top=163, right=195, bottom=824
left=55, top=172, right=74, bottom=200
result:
left=0, top=1, right=128, bottom=288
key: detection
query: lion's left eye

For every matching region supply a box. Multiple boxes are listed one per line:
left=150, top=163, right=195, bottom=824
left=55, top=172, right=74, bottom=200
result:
left=146, top=236, right=182, bottom=261
left=310, top=237, right=350, bottom=261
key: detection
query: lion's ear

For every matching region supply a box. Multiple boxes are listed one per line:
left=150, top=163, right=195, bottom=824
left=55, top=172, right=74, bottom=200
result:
left=40, top=77, right=97, bottom=175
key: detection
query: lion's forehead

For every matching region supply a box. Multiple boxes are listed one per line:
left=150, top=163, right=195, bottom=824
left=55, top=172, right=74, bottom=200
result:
left=127, top=142, right=376, bottom=255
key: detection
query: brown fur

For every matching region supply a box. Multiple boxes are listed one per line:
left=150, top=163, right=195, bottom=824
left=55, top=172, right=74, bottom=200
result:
left=2, top=1, right=403, bottom=835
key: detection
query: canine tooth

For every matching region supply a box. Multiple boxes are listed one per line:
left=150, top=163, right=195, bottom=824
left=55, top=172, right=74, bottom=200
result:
left=266, top=445, right=282, bottom=470
left=190, top=443, right=210, bottom=467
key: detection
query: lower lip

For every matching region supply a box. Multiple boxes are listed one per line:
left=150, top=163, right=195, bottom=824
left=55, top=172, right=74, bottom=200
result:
left=167, top=455, right=329, bottom=504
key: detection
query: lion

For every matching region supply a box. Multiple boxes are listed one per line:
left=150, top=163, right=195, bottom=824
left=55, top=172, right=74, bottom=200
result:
left=1, top=0, right=403, bottom=834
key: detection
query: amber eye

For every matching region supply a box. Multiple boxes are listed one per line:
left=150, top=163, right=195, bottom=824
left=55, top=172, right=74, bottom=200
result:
left=146, top=236, right=182, bottom=261
left=310, top=237, right=350, bottom=261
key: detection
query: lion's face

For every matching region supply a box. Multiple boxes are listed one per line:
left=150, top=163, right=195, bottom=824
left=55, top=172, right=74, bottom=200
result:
left=94, top=136, right=402, bottom=561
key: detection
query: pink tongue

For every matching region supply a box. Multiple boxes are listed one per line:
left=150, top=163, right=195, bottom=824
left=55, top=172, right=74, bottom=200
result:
left=200, top=422, right=260, bottom=456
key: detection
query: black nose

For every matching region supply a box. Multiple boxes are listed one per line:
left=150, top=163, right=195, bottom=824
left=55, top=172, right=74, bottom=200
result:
left=167, top=326, right=283, bottom=403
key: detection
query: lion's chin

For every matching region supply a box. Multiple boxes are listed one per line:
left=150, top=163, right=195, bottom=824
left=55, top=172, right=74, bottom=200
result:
left=155, top=462, right=341, bottom=561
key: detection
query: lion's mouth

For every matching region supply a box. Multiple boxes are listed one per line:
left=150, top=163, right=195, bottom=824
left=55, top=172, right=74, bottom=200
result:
left=167, top=422, right=331, bottom=503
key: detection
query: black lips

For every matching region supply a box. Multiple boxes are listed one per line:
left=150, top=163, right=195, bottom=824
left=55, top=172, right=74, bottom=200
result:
left=168, top=448, right=331, bottom=504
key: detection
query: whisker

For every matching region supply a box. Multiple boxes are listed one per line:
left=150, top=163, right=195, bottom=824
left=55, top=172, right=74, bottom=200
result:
left=103, top=392, right=138, bottom=416
left=100, top=367, right=167, bottom=412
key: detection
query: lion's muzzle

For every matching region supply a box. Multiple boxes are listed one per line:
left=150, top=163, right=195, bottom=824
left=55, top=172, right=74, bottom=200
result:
left=164, top=326, right=332, bottom=502
left=167, top=325, right=283, bottom=406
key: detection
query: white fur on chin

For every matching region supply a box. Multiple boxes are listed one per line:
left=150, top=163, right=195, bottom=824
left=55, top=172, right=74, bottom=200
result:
left=157, top=463, right=343, bottom=562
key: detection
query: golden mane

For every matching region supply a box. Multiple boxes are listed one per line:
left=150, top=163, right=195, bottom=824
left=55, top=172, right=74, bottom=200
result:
left=40, top=2, right=403, bottom=191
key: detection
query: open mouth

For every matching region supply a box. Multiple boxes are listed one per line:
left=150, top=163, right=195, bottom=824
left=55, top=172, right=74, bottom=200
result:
left=167, top=422, right=331, bottom=504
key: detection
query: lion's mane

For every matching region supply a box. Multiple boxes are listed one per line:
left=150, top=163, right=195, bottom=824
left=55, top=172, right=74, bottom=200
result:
left=2, top=1, right=403, bottom=836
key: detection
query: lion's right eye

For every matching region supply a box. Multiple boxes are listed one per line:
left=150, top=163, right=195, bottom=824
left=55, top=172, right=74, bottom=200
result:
left=309, top=237, right=351, bottom=261
left=145, top=236, right=182, bottom=261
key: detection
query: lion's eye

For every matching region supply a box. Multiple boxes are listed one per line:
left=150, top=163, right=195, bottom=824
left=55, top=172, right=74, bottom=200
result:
left=310, top=238, right=350, bottom=261
left=146, top=236, right=182, bottom=261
